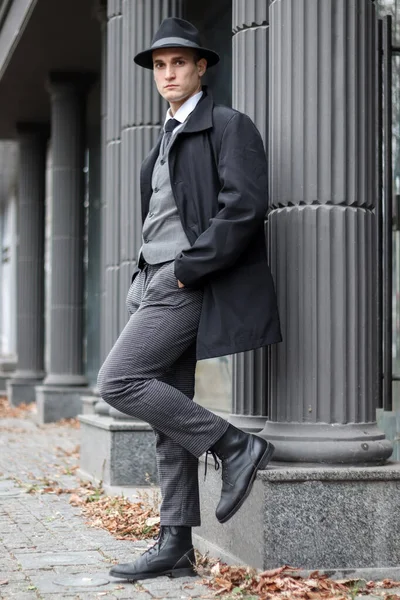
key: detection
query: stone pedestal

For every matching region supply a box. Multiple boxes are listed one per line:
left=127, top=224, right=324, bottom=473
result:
left=79, top=415, right=157, bottom=486
left=195, top=458, right=400, bottom=577
left=35, top=386, right=89, bottom=423
left=8, top=124, right=47, bottom=406
left=8, top=378, right=42, bottom=406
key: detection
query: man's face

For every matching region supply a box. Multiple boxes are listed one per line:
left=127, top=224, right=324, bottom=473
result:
left=152, top=48, right=207, bottom=108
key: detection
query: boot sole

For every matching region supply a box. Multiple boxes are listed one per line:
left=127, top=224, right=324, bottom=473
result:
left=109, top=567, right=196, bottom=581
left=217, top=441, right=275, bottom=524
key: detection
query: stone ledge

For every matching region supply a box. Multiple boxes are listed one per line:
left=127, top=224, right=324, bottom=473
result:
left=258, top=460, right=400, bottom=482
left=79, top=414, right=157, bottom=486
left=79, top=414, right=153, bottom=431
left=197, top=457, right=400, bottom=573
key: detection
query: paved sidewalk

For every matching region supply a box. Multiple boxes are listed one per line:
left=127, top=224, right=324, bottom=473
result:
left=1, top=408, right=400, bottom=600
left=0, top=411, right=215, bottom=600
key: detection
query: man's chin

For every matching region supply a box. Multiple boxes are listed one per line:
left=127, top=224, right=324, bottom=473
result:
left=163, top=89, right=190, bottom=103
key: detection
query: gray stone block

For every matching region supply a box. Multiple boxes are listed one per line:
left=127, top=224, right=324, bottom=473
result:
left=0, top=375, right=9, bottom=392
left=35, top=386, right=88, bottom=423
left=79, top=414, right=158, bottom=486
left=0, top=359, right=16, bottom=392
left=195, top=458, right=400, bottom=576
left=7, top=378, right=43, bottom=406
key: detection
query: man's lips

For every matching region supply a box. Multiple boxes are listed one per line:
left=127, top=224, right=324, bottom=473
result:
left=165, top=85, right=178, bottom=89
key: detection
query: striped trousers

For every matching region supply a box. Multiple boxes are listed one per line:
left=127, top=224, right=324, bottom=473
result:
left=97, top=261, right=229, bottom=526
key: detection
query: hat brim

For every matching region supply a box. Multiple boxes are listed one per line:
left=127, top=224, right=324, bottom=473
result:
left=134, top=43, right=220, bottom=70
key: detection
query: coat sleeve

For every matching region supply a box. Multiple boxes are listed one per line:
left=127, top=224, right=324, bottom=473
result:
left=174, top=111, right=269, bottom=288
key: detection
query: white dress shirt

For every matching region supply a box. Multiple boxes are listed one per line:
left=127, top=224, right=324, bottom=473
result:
left=164, top=90, right=203, bottom=135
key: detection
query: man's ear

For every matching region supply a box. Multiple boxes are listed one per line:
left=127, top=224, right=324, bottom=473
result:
left=197, top=57, right=207, bottom=77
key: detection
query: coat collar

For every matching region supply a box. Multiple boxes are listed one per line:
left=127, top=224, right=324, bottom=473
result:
left=181, top=86, right=213, bottom=133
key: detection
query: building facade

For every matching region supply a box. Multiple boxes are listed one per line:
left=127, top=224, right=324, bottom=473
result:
left=1, top=0, right=400, bottom=571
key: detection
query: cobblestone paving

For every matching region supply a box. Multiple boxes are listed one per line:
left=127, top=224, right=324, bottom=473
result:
left=0, top=413, right=215, bottom=600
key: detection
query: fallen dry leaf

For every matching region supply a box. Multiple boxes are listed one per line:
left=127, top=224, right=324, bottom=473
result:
left=69, top=494, right=84, bottom=506
left=0, top=396, right=34, bottom=419
left=0, top=580, right=8, bottom=586
left=201, top=563, right=366, bottom=599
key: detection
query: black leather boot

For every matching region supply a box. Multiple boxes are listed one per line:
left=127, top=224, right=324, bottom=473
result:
left=209, top=424, right=274, bottom=524
left=109, top=526, right=196, bottom=581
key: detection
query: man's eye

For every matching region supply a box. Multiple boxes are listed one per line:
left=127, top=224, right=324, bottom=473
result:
left=175, top=60, right=185, bottom=66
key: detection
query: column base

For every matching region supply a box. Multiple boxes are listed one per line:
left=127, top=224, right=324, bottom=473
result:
left=229, top=414, right=266, bottom=433
left=7, top=377, right=44, bottom=406
left=0, top=356, right=17, bottom=392
left=196, top=457, right=400, bottom=573
left=35, top=385, right=89, bottom=423
left=94, top=398, right=111, bottom=415
left=79, top=414, right=157, bottom=486
left=81, top=394, right=99, bottom=416
left=376, top=409, right=400, bottom=461
left=260, top=421, right=393, bottom=463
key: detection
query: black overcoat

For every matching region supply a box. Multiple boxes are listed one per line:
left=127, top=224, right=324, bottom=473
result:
left=139, top=88, right=282, bottom=360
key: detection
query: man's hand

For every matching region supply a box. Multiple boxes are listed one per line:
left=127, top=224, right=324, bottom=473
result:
left=178, top=280, right=185, bottom=288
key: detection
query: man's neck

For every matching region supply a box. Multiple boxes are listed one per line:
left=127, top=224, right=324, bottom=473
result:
left=169, top=87, right=202, bottom=115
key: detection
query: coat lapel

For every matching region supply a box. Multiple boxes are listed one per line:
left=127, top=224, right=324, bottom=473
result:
left=179, top=86, right=213, bottom=134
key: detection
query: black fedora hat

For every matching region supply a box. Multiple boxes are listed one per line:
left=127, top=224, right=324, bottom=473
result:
left=134, top=17, right=220, bottom=70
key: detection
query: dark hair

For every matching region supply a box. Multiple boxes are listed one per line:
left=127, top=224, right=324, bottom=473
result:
left=192, top=49, right=205, bottom=64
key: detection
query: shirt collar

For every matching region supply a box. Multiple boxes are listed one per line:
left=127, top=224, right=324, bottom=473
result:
left=164, top=90, right=203, bottom=128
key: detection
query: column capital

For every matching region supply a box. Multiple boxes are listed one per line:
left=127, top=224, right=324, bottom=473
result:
left=232, top=0, right=272, bottom=32
left=47, top=72, right=97, bottom=96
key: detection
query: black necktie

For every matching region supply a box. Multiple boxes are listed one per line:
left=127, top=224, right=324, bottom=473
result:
left=163, top=118, right=180, bottom=150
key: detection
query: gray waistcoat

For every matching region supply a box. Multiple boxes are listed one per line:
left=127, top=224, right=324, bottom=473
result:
left=140, top=139, right=190, bottom=265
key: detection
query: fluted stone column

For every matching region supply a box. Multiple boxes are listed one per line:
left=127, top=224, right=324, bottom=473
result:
left=261, top=0, right=392, bottom=463
left=36, top=73, right=92, bottom=423
left=7, top=125, right=47, bottom=406
left=95, top=0, right=183, bottom=420
left=81, top=1, right=185, bottom=485
left=95, top=0, right=124, bottom=418
left=230, top=0, right=271, bottom=432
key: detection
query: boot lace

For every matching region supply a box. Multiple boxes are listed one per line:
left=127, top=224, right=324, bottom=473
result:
left=144, top=527, right=165, bottom=556
left=204, top=450, right=221, bottom=481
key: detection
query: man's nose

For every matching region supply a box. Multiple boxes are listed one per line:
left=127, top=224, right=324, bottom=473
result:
left=165, top=66, right=176, bottom=79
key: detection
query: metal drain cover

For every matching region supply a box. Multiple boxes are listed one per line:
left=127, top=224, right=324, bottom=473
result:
left=53, top=576, right=109, bottom=588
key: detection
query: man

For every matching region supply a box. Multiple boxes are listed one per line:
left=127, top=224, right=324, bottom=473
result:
left=98, top=17, right=281, bottom=581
